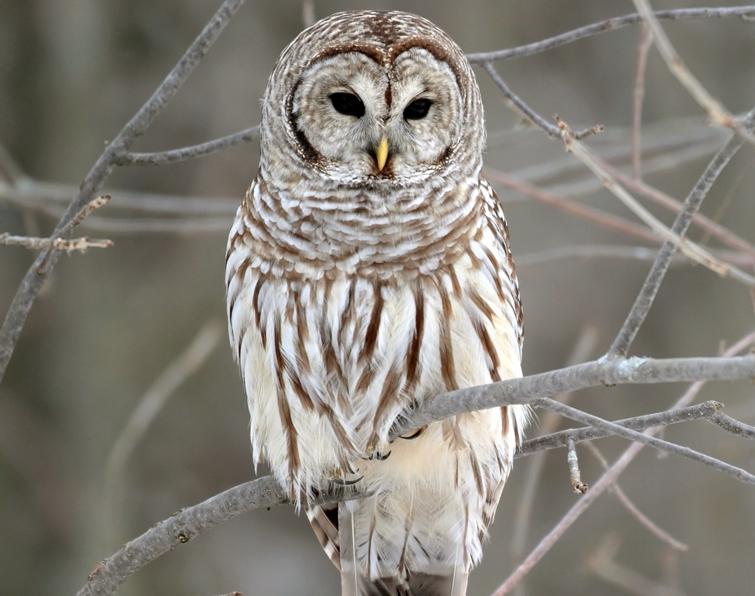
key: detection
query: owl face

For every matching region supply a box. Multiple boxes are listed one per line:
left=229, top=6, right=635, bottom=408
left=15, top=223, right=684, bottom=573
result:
left=291, top=47, right=463, bottom=182
left=260, top=11, right=485, bottom=190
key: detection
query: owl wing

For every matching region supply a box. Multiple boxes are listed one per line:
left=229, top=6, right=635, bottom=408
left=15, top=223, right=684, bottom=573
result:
left=480, top=177, right=524, bottom=357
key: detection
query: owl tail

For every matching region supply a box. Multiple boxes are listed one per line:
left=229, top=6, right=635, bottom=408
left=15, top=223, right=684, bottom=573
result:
left=307, top=501, right=468, bottom=595
left=335, top=502, right=469, bottom=596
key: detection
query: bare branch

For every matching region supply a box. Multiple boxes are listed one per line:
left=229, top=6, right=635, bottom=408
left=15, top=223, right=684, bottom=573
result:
left=302, top=0, right=315, bottom=28
left=536, top=396, right=755, bottom=485
left=481, top=67, right=755, bottom=285
left=517, top=401, right=724, bottom=457
left=631, top=25, right=653, bottom=179
left=481, top=62, right=603, bottom=140
left=558, top=117, right=755, bottom=287
left=585, top=443, right=689, bottom=552
left=78, top=476, right=288, bottom=596
left=119, top=125, right=260, bottom=166
left=0, top=0, right=247, bottom=382
left=99, top=7, right=755, bottom=167
left=633, top=0, right=755, bottom=146
left=516, top=245, right=753, bottom=269
left=608, top=108, right=755, bottom=356
left=487, top=169, right=658, bottom=243
left=710, top=411, right=755, bottom=439
left=0, top=233, right=111, bottom=253
left=567, top=438, right=588, bottom=494
left=104, top=321, right=222, bottom=493
left=396, top=354, right=755, bottom=436
left=0, top=178, right=238, bottom=216
left=466, top=7, right=755, bottom=63
left=607, top=167, right=755, bottom=261
left=587, top=535, right=687, bottom=596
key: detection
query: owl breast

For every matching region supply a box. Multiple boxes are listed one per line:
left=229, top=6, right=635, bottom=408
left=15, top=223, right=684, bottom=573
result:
left=226, top=176, right=524, bottom=495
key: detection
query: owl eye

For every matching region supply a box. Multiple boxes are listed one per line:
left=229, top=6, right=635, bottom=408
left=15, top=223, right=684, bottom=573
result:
left=329, top=92, right=365, bottom=118
left=403, top=98, right=433, bottom=120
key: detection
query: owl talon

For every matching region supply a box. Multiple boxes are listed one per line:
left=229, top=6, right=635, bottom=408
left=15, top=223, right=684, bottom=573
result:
left=400, top=427, right=424, bottom=440
left=363, top=437, right=393, bottom=461
left=332, top=474, right=364, bottom=486
left=326, top=465, right=363, bottom=487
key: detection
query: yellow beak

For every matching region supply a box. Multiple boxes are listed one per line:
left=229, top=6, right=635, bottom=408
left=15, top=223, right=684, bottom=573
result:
left=375, top=136, right=389, bottom=171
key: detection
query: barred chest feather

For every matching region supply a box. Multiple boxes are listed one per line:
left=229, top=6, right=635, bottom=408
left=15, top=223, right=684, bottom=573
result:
left=225, top=175, right=527, bottom=575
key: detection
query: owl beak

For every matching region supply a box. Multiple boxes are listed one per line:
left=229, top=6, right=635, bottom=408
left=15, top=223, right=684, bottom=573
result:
left=375, top=136, right=389, bottom=172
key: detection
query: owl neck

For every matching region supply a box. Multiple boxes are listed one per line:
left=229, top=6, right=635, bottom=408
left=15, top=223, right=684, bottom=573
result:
left=244, top=172, right=485, bottom=281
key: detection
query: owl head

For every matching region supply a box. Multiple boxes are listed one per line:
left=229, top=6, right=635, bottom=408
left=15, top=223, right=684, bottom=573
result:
left=259, top=11, right=485, bottom=190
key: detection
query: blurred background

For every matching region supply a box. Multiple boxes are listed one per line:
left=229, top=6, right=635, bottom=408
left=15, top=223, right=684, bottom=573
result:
left=1, top=1, right=754, bottom=594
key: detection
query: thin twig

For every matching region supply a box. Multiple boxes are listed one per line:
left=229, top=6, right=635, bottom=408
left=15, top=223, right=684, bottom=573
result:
left=481, top=69, right=755, bottom=284
left=535, top=397, right=755, bottom=485
left=608, top=166, right=755, bottom=260
left=0, top=0, right=248, bottom=383
left=588, top=535, right=687, bottom=596
left=487, top=169, right=658, bottom=244
left=119, top=125, right=260, bottom=166
left=516, top=245, right=752, bottom=269
left=633, top=0, right=755, bottom=146
left=608, top=108, right=755, bottom=357
left=104, top=321, right=222, bottom=493
left=522, top=127, right=727, bottom=204
left=481, top=62, right=603, bottom=140
left=302, top=0, right=315, bottom=28
left=0, top=178, right=238, bottom=216
left=558, top=117, right=755, bottom=288
left=584, top=442, right=689, bottom=552
left=567, top=438, right=588, bottom=494
left=632, top=25, right=654, bottom=179
left=466, top=7, right=755, bottom=63
left=710, top=412, right=755, bottom=439
left=0, top=233, right=111, bottom=253
left=517, top=401, right=724, bottom=458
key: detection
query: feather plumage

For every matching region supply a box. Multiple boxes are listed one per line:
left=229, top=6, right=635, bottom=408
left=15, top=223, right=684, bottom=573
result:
left=225, top=10, right=526, bottom=594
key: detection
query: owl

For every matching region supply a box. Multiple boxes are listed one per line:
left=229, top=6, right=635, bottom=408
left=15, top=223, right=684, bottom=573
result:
left=225, top=11, right=527, bottom=595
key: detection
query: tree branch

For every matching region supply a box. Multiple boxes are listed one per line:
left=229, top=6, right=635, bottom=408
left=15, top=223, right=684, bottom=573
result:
left=0, top=233, right=111, bottom=253
left=632, top=0, right=755, bottom=146
left=393, top=354, right=755, bottom=435
left=0, top=0, right=247, bottom=383
left=77, top=353, right=755, bottom=596
left=517, top=400, right=724, bottom=457
left=608, top=108, right=755, bottom=356
left=465, top=6, right=755, bottom=63
left=118, top=125, right=260, bottom=166
left=585, top=443, right=689, bottom=552
left=557, top=117, right=755, bottom=288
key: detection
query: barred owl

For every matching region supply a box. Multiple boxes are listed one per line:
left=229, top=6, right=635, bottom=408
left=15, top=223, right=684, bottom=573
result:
left=225, top=11, right=527, bottom=595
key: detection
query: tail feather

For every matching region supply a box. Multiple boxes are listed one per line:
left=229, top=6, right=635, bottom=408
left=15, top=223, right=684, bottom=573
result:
left=306, top=504, right=341, bottom=569
left=337, top=502, right=468, bottom=596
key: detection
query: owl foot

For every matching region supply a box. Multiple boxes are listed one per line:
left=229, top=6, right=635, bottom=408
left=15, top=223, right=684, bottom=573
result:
left=363, top=437, right=392, bottom=461
left=326, top=464, right=363, bottom=486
